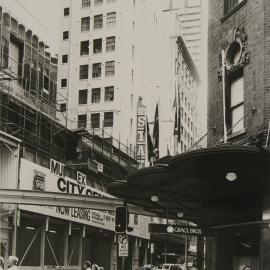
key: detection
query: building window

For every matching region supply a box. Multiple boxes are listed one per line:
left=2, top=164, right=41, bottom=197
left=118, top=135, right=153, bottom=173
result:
left=92, top=63, right=102, bottom=78
left=92, top=88, right=101, bottom=103
left=105, top=61, right=115, bottom=76
left=227, top=74, right=244, bottom=134
left=105, top=86, right=114, bottom=101
left=106, top=36, right=115, bottom=52
left=80, top=40, right=89, bottom=56
left=82, top=0, right=91, bottom=8
left=78, top=114, right=87, bottom=129
left=79, top=89, right=88, bottom=105
left=224, top=0, right=244, bottom=14
left=94, top=14, right=103, bottom=29
left=94, top=0, right=103, bottom=5
left=104, top=112, right=114, bottom=127
left=59, top=103, right=67, bottom=112
left=107, top=12, right=116, bottom=27
left=62, top=54, right=68, bottom=64
left=93, top=38, right=102, bottom=53
left=64, top=7, right=70, bottom=16
left=81, top=17, right=90, bottom=31
left=134, top=214, right=138, bottom=225
left=91, top=113, right=100, bottom=128
left=61, top=78, right=67, bottom=88
left=79, top=64, right=89, bottom=80
left=188, top=0, right=201, bottom=7
left=63, top=31, right=69, bottom=40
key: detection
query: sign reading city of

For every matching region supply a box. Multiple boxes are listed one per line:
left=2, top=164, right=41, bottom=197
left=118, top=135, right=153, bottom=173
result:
left=149, top=223, right=206, bottom=236
left=19, top=158, right=150, bottom=239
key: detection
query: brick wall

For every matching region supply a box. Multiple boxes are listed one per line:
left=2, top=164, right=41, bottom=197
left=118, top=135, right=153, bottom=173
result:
left=207, top=0, right=269, bottom=147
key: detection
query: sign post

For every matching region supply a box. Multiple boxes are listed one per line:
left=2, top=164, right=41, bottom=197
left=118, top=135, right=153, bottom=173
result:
left=118, top=234, right=129, bottom=257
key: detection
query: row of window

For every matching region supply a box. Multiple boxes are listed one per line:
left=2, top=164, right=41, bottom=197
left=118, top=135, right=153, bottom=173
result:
left=62, top=13, right=116, bottom=41
left=81, top=13, right=116, bottom=32
left=61, top=61, right=115, bottom=87
left=61, top=37, right=115, bottom=65
left=181, top=91, right=194, bottom=116
left=81, top=0, right=116, bottom=8
left=78, top=86, right=114, bottom=104
left=64, top=0, right=116, bottom=13
left=80, top=61, right=115, bottom=80
left=80, top=36, right=115, bottom=56
left=78, top=112, right=114, bottom=129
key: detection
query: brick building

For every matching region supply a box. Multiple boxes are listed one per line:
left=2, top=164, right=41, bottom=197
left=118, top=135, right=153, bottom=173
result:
left=208, top=0, right=270, bottom=147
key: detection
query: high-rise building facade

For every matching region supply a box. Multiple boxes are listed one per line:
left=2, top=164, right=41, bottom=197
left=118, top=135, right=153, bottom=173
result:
left=58, top=0, right=206, bottom=161
left=58, top=0, right=137, bottom=153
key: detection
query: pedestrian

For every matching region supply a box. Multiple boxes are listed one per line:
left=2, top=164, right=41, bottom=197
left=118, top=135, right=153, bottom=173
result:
left=7, top=256, right=19, bottom=270
left=91, top=264, right=100, bottom=270
left=83, top=261, right=92, bottom=270
left=190, top=262, right=198, bottom=270
left=0, top=257, right=4, bottom=270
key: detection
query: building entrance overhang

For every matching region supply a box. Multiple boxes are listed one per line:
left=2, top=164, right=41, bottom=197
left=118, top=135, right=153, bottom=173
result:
left=108, top=145, right=269, bottom=227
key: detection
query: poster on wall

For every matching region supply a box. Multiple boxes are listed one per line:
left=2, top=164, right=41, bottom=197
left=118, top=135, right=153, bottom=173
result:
left=19, top=158, right=150, bottom=239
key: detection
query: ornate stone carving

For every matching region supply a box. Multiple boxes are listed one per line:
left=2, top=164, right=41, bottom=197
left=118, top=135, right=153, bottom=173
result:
left=218, top=27, right=250, bottom=81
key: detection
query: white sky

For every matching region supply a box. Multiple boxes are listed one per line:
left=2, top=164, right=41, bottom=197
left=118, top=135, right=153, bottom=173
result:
left=0, top=0, right=60, bottom=54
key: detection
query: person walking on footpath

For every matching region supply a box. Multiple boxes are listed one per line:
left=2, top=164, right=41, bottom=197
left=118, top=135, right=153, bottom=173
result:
left=83, top=261, right=92, bottom=270
left=91, top=263, right=100, bottom=270
left=7, top=256, right=19, bottom=270
left=0, top=257, right=4, bottom=270
left=190, top=262, right=198, bottom=270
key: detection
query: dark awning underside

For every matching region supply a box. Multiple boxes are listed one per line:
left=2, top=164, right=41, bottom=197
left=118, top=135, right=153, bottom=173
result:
left=108, top=145, right=269, bottom=227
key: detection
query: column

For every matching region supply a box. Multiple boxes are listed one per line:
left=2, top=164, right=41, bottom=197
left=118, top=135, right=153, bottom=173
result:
left=205, top=236, right=217, bottom=270
left=132, top=239, right=139, bottom=270
left=143, top=245, right=148, bottom=265
left=78, top=234, right=83, bottom=270
left=40, top=225, right=46, bottom=267
left=63, top=228, right=69, bottom=266
left=197, top=236, right=204, bottom=269
left=260, top=197, right=270, bottom=270
left=110, top=239, right=118, bottom=270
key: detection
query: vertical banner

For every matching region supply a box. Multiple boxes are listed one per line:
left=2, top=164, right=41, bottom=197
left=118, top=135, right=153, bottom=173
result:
left=136, top=96, right=147, bottom=168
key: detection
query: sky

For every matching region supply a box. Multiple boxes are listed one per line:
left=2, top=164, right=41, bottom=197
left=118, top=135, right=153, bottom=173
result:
left=0, top=0, right=60, bottom=53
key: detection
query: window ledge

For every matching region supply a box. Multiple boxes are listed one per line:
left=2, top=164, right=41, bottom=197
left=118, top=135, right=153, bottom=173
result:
left=227, top=128, right=246, bottom=140
left=221, top=0, right=247, bottom=23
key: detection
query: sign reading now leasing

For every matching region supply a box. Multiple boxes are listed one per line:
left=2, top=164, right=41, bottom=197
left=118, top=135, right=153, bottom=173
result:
left=149, top=223, right=206, bottom=236
left=19, top=158, right=150, bottom=239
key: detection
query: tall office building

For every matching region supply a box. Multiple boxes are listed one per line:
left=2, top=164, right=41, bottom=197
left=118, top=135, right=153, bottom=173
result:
left=58, top=0, right=206, bottom=160
left=58, top=0, right=138, bottom=154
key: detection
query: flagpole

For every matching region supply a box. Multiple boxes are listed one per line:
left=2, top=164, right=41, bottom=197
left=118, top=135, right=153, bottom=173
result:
left=222, top=50, right=228, bottom=143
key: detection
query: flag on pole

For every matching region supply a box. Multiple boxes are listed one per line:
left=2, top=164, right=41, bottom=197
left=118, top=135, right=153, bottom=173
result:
left=146, top=117, right=154, bottom=163
left=174, top=89, right=181, bottom=142
left=153, top=103, right=159, bottom=160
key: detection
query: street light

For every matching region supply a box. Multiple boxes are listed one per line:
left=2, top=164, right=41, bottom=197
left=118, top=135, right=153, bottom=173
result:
left=226, top=172, right=237, bottom=182
left=177, top=212, right=184, bottom=218
left=151, top=195, right=159, bottom=202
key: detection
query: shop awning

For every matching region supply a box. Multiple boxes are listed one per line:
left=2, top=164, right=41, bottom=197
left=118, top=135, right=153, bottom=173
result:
left=108, top=145, right=269, bottom=227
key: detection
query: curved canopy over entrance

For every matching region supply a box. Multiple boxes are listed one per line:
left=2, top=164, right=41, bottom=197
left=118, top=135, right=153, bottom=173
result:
left=108, top=145, right=269, bottom=227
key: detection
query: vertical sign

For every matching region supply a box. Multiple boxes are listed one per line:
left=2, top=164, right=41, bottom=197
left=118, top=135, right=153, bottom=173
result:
left=118, top=234, right=129, bottom=257
left=136, top=97, right=146, bottom=168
